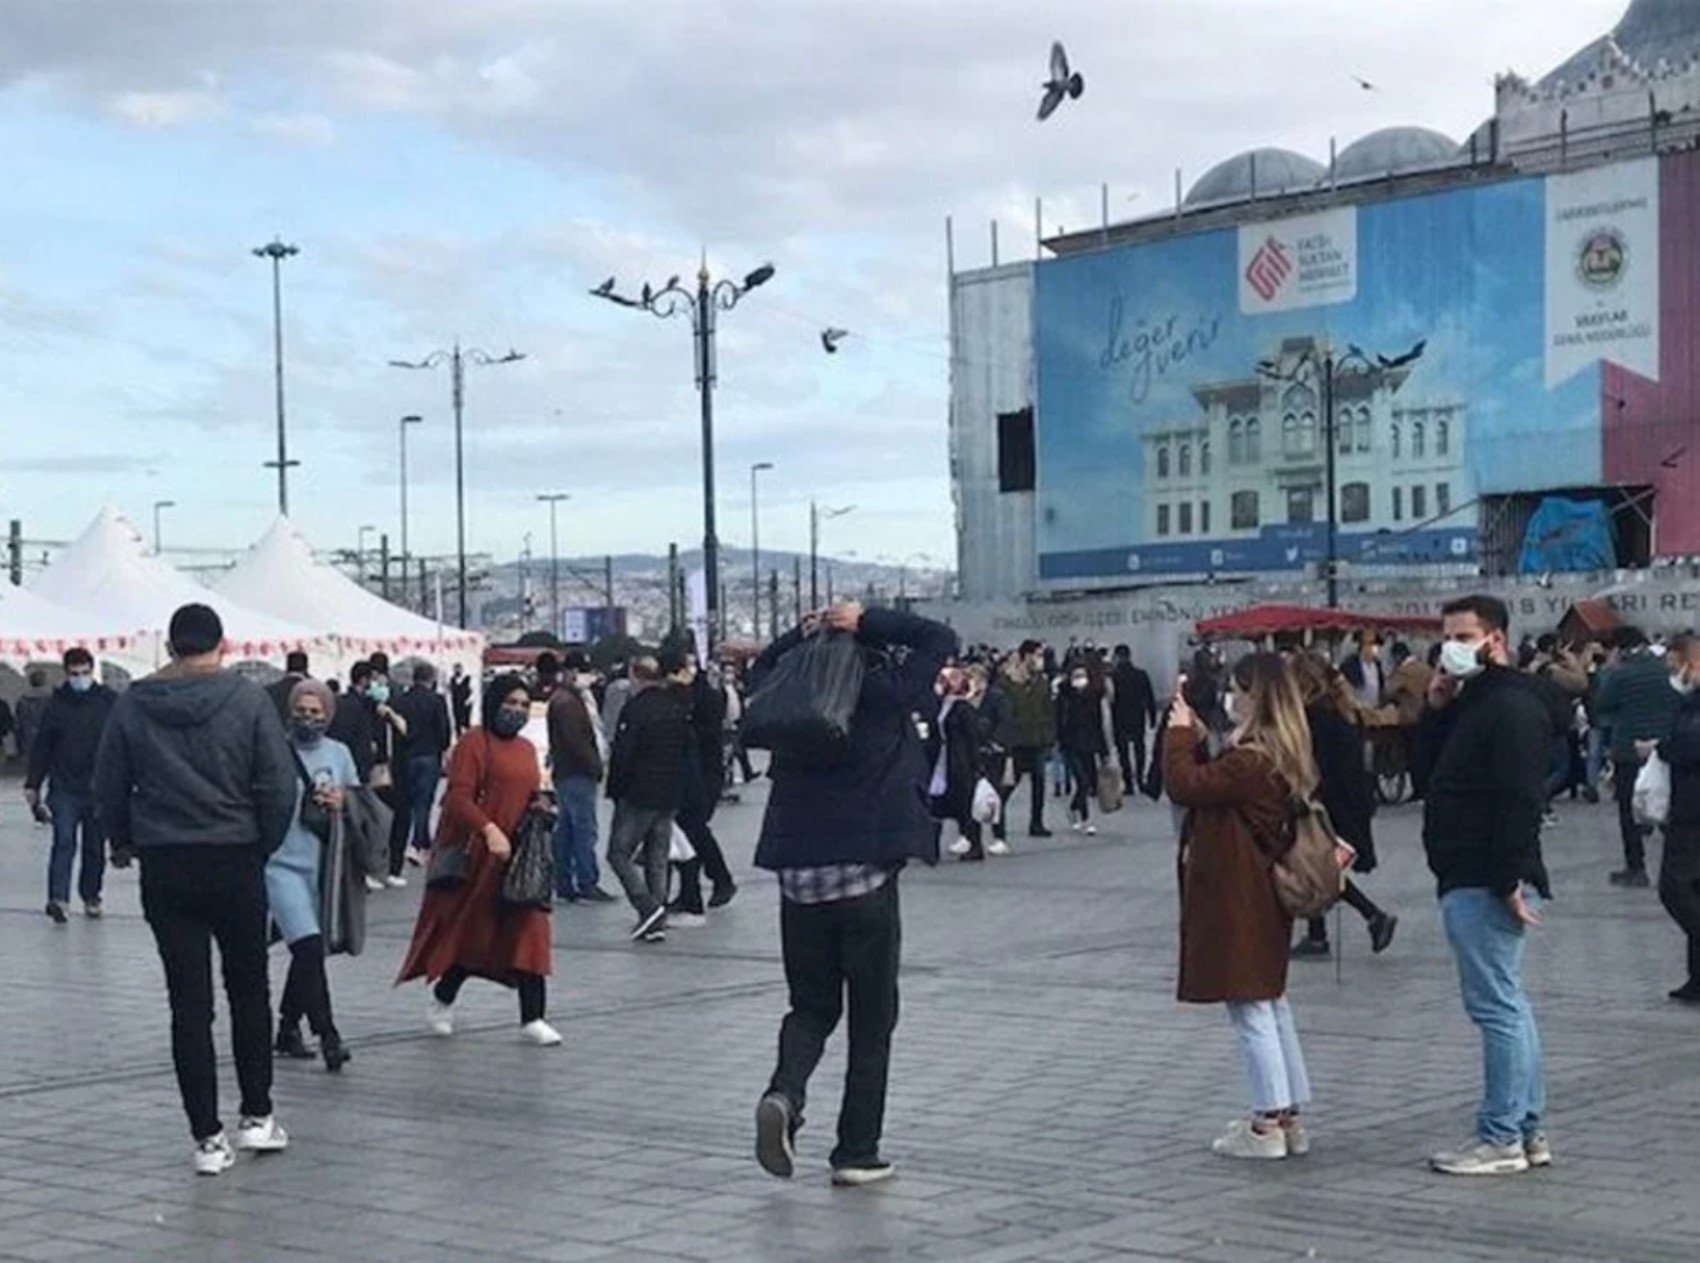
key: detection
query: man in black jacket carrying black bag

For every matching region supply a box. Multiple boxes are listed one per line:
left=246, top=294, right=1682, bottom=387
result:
left=751, top=602, right=958, bottom=1188
left=1417, top=595, right=1553, bottom=1179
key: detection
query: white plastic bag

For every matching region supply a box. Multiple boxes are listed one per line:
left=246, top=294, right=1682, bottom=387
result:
left=1633, top=754, right=1671, bottom=826
left=971, top=777, right=1002, bottom=825
left=669, top=822, right=697, bottom=863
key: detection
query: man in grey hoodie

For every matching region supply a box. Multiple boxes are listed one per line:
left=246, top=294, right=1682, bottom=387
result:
left=94, top=604, right=299, bottom=1176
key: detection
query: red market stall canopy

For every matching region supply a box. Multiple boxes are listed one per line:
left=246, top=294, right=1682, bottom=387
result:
left=1195, top=603, right=1443, bottom=640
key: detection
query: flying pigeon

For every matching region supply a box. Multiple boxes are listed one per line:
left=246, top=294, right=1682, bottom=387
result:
left=1662, top=446, right=1688, bottom=470
left=820, top=328, right=848, bottom=354
left=1350, top=74, right=1376, bottom=91
left=1037, top=41, right=1084, bottom=121
left=592, top=277, right=615, bottom=296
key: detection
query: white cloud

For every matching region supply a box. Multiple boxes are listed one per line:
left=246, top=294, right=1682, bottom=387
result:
left=106, top=88, right=220, bottom=129
left=251, top=111, right=336, bottom=146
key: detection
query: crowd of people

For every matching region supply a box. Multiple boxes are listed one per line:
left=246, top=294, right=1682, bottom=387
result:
left=8, top=590, right=1697, bottom=1188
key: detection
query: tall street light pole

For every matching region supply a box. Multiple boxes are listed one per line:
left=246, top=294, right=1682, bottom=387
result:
left=750, top=461, right=773, bottom=638
left=252, top=238, right=301, bottom=515
left=809, top=500, right=856, bottom=609
left=357, top=524, right=377, bottom=582
left=398, top=414, right=422, bottom=608
left=537, top=493, right=570, bottom=638
left=590, top=258, right=776, bottom=652
left=390, top=344, right=525, bottom=628
left=151, top=500, right=175, bottom=556
left=1256, top=338, right=1425, bottom=608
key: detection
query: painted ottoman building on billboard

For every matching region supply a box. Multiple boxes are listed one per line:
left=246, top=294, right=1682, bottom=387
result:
left=949, top=0, right=1700, bottom=605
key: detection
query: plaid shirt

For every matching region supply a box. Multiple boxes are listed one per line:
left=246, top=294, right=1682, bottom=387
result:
left=777, top=863, right=892, bottom=906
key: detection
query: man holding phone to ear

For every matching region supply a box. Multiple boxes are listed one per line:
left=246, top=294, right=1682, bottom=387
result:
left=1417, top=594, right=1552, bottom=1177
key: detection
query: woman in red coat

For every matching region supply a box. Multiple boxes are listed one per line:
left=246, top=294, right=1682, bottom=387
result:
left=398, top=674, right=559, bottom=1046
left=1165, top=652, right=1318, bottom=1160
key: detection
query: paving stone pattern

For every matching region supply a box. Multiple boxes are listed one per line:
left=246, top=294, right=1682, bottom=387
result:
left=1, top=770, right=1697, bottom=1262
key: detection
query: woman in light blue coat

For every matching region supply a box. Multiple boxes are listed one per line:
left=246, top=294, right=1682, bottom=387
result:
left=270, top=679, right=360, bottom=1072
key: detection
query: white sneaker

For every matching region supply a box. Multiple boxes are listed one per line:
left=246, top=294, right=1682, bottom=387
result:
left=405, top=847, right=427, bottom=867
left=1069, top=821, right=1084, bottom=833
left=947, top=836, right=971, bottom=857
left=1525, top=1133, right=1553, bottom=1168
left=1282, top=1118, right=1311, bottom=1156
left=1212, top=1118, right=1288, bottom=1160
left=1429, top=1137, right=1529, bottom=1176
left=1084, top=823, right=1097, bottom=836
left=519, top=1019, right=563, bottom=1047
left=427, top=998, right=455, bottom=1037
left=234, top=1115, right=289, bottom=1153
left=194, top=1132, right=236, bottom=1176
left=669, top=911, right=707, bottom=928
left=364, top=875, right=386, bottom=893
left=985, top=839, right=1011, bottom=857
left=384, top=874, right=408, bottom=889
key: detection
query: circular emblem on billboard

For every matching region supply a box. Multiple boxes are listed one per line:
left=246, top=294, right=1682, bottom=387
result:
left=1576, top=229, right=1625, bottom=290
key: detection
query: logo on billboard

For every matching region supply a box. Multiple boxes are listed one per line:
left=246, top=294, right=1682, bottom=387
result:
left=1238, top=207, right=1357, bottom=315
left=1244, top=237, right=1293, bottom=302
left=1576, top=229, right=1625, bottom=289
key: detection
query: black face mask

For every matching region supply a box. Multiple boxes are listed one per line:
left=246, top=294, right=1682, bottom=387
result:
left=292, top=717, right=329, bottom=744
left=488, top=706, right=528, bottom=739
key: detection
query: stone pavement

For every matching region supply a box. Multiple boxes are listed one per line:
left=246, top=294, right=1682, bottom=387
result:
left=1, top=768, right=1698, bottom=1263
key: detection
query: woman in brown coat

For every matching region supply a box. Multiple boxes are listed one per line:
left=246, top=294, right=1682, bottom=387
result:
left=1165, top=651, right=1319, bottom=1160
left=398, top=674, right=560, bottom=1046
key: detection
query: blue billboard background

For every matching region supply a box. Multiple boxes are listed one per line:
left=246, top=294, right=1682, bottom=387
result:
left=1034, top=176, right=1603, bottom=580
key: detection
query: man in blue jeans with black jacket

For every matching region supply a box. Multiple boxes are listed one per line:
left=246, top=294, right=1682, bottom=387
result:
left=750, top=602, right=957, bottom=1187
left=1418, top=594, right=1553, bottom=1177
left=24, top=647, right=115, bottom=923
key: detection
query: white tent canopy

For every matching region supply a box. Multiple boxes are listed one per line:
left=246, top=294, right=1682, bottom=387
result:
left=28, top=506, right=324, bottom=666
left=213, top=518, right=483, bottom=675
left=0, top=582, right=144, bottom=671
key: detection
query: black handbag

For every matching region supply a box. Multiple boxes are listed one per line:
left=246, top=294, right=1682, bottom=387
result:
left=290, top=747, right=333, bottom=843
left=500, top=801, right=557, bottom=910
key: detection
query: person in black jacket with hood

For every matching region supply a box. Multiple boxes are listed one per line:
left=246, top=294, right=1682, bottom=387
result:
left=1658, top=635, right=1700, bottom=1002
left=1416, top=595, right=1552, bottom=1179
left=93, top=604, right=299, bottom=1177
left=752, top=603, right=957, bottom=1188
left=605, top=652, right=692, bottom=943
left=24, top=647, right=116, bottom=922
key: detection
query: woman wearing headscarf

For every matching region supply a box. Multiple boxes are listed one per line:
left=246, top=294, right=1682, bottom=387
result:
left=270, top=679, right=361, bottom=1072
left=397, top=674, right=560, bottom=1045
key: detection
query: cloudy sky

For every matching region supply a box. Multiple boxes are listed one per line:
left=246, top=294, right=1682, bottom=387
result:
left=0, top=0, right=1625, bottom=572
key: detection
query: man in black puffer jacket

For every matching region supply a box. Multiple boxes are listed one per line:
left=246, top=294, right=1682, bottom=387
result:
left=605, top=652, right=692, bottom=942
left=751, top=603, right=957, bottom=1189
left=93, top=604, right=298, bottom=1176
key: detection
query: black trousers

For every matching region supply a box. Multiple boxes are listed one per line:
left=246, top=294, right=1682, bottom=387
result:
left=1113, top=725, right=1148, bottom=798
left=1661, top=824, right=1700, bottom=984
left=997, top=747, right=1049, bottom=836
left=278, top=934, right=337, bottom=1041
left=1065, top=750, right=1098, bottom=822
left=1616, top=755, right=1650, bottom=872
left=673, top=801, right=734, bottom=914
left=139, top=845, right=274, bottom=1141
left=768, top=878, right=901, bottom=1167
left=434, top=966, right=546, bottom=1024
left=1305, top=880, right=1384, bottom=941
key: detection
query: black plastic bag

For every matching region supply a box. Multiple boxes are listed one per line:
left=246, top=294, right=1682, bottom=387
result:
left=501, top=801, right=557, bottom=910
left=744, top=630, right=865, bottom=766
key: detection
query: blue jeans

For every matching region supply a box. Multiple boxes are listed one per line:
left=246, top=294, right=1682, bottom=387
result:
left=1440, top=887, right=1545, bottom=1145
left=48, top=789, right=104, bottom=905
left=405, top=755, right=441, bottom=852
left=1225, top=997, right=1311, bottom=1113
left=552, top=775, right=601, bottom=897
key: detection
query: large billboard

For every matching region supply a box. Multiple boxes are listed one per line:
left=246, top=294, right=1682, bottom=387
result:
left=1034, top=156, right=1675, bottom=581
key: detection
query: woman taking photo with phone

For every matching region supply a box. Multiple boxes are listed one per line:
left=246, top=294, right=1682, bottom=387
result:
left=1165, top=652, right=1318, bottom=1160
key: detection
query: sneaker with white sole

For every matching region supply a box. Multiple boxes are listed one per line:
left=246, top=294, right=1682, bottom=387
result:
left=755, top=1092, right=796, bottom=1179
left=1212, top=1118, right=1288, bottom=1159
left=405, top=847, right=427, bottom=867
left=519, top=1019, right=563, bottom=1046
left=669, top=911, right=707, bottom=928
left=194, top=1132, right=236, bottom=1176
left=947, top=837, right=971, bottom=857
left=1281, top=1118, right=1310, bottom=1156
left=631, top=905, right=667, bottom=942
left=831, top=1157, right=895, bottom=1187
left=384, top=874, right=408, bottom=889
left=1429, top=1137, right=1528, bottom=1176
left=364, top=875, right=386, bottom=893
left=234, top=1115, right=289, bottom=1153
left=1084, top=823, right=1098, bottom=836
left=985, top=840, right=1011, bottom=857
left=1524, top=1134, right=1553, bottom=1168
left=427, top=998, right=455, bottom=1037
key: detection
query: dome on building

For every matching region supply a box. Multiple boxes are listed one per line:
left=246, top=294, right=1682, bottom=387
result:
left=1185, top=147, right=1325, bottom=207
left=1539, top=0, right=1700, bottom=90
left=1335, top=126, right=1459, bottom=180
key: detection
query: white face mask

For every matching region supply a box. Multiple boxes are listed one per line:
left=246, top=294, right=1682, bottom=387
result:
left=1222, top=692, right=1240, bottom=723
left=1440, top=638, right=1488, bottom=680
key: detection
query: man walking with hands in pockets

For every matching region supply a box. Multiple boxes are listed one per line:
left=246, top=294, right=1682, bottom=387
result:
left=1418, top=595, right=1553, bottom=1176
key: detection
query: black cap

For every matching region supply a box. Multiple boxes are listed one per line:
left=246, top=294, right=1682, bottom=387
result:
left=168, top=603, right=224, bottom=657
